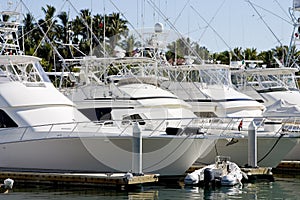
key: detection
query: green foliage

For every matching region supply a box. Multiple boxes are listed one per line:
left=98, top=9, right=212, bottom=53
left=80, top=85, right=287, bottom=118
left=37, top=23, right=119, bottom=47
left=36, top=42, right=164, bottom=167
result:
left=21, top=7, right=129, bottom=70
left=20, top=6, right=300, bottom=71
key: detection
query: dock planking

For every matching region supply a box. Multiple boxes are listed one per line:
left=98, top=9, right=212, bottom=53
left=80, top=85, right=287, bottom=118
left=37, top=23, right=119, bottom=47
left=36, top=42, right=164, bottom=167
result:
left=0, top=171, right=159, bottom=189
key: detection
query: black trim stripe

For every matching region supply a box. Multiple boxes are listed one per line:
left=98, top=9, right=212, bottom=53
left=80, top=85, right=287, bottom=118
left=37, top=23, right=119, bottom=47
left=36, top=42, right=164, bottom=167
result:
left=257, top=88, right=288, bottom=93
left=85, top=96, right=179, bottom=101
left=185, top=98, right=256, bottom=103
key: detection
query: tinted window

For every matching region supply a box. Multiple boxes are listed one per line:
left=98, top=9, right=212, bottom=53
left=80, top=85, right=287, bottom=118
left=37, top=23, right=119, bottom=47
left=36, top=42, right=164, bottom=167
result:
left=0, top=110, right=18, bottom=128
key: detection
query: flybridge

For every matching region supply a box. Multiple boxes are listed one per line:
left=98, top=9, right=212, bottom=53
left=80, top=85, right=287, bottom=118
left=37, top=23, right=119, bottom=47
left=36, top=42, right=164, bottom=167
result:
left=0, top=8, right=51, bottom=86
left=0, top=55, right=51, bottom=84
left=0, top=10, right=22, bottom=55
left=294, top=0, right=300, bottom=10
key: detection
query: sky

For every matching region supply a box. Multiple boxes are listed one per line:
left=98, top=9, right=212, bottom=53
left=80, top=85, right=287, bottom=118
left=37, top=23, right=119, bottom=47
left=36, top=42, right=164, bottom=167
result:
left=0, top=0, right=297, bottom=53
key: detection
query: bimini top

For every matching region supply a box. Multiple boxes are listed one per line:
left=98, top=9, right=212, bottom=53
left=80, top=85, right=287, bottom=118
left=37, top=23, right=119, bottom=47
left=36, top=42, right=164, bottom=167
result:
left=231, top=67, right=299, bottom=75
left=0, top=55, right=50, bottom=83
left=0, top=55, right=41, bottom=65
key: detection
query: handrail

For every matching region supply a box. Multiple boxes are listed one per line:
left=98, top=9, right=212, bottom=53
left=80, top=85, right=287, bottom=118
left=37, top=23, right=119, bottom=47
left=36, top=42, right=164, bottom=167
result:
left=0, top=116, right=300, bottom=144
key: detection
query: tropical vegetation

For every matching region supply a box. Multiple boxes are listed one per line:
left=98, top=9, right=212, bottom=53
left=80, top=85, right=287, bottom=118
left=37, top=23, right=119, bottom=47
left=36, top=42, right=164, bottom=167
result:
left=17, top=5, right=300, bottom=73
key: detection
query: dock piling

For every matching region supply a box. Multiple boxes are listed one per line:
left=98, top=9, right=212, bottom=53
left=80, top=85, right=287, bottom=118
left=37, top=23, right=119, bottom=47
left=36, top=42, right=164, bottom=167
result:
left=132, top=122, right=143, bottom=175
left=248, top=121, right=257, bottom=167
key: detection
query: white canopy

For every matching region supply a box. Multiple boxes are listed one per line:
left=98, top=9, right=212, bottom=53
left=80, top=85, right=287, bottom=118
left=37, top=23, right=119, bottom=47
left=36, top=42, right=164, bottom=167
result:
left=264, top=99, right=300, bottom=117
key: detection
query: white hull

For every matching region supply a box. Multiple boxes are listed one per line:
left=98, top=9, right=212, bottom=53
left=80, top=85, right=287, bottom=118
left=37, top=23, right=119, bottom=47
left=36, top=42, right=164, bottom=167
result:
left=197, top=135, right=299, bottom=168
left=161, top=82, right=264, bottom=118
left=283, top=141, right=300, bottom=161
left=0, top=134, right=213, bottom=176
left=231, top=68, right=300, bottom=162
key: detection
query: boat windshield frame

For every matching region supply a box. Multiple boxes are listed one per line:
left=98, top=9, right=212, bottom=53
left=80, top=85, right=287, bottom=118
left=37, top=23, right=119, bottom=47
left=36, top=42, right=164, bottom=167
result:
left=0, top=55, right=51, bottom=83
left=231, top=68, right=299, bottom=91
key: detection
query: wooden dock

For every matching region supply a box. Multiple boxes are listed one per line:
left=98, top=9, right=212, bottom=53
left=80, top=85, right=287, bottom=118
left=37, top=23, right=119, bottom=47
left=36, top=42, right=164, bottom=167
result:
left=273, top=161, right=300, bottom=174
left=241, top=167, right=274, bottom=182
left=4, top=161, right=299, bottom=189
left=0, top=171, right=159, bottom=190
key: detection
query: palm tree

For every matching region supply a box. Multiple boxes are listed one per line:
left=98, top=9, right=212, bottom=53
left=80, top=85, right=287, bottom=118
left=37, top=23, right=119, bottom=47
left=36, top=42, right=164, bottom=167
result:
left=21, top=13, right=37, bottom=55
left=192, top=42, right=210, bottom=62
left=120, top=34, right=141, bottom=56
left=286, top=45, right=300, bottom=68
left=272, top=45, right=288, bottom=66
left=243, top=48, right=257, bottom=61
left=212, top=51, right=230, bottom=65
left=92, top=14, right=104, bottom=40
left=231, top=47, right=243, bottom=61
left=36, top=5, right=59, bottom=72
left=39, top=5, right=58, bottom=41
left=258, top=50, right=273, bottom=67
left=56, top=11, right=69, bottom=44
left=105, top=13, right=128, bottom=54
left=56, top=11, right=76, bottom=59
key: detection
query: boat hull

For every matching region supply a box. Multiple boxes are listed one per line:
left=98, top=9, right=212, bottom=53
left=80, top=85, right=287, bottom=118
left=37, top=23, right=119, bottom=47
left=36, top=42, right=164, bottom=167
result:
left=197, top=135, right=299, bottom=168
left=0, top=135, right=213, bottom=176
left=284, top=142, right=300, bottom=161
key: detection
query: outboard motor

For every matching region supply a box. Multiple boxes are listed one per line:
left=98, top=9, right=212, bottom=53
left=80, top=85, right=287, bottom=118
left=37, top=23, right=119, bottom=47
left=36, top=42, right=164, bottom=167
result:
left=3, top=178, right=14, bottom=189
left=203, top=168, right=214, bottom=188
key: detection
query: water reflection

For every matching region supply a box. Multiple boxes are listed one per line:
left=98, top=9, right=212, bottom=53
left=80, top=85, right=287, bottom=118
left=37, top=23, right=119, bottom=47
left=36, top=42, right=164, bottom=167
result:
left=184, top=185, right=243, bottom=200
left=183, top=178, right=300, bottom=200
left=0, top=176, right=300, bottom=200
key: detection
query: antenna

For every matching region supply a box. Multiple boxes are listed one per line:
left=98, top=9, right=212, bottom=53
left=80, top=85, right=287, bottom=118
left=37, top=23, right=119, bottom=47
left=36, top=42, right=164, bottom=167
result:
left=147, top=0, right=204, bottom=64
left=7, top=0, right=13, bottom=9
left=246, top=0, right=283, bottom=47
left=90, top=0, right=93, bottom=56
left=190, top=5, right=240, bottom=60
left=286, top=0, right=300, bottom=68
left=247, top=0, right=291, bottom=68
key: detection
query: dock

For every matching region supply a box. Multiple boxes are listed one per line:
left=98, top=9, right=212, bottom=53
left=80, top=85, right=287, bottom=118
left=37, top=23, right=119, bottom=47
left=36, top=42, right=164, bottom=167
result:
left=0, top=171, right=159, bottom=190
left=241, top=167, right=274, bottom=182
left=2, top=162, right=299, bottom=189
left=273, top=161, right=300, bottom=174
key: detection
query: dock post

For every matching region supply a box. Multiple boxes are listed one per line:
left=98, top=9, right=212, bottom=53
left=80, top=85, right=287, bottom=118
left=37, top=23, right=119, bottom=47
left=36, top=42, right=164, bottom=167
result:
left=248, top=121, right=257, bottom=167
left=132, top=122, right=143, bottom=175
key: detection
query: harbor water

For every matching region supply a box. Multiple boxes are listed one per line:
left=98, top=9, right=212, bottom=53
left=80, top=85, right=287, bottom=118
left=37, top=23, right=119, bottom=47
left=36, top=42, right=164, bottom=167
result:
left=1, top=174, right=300, bottom=199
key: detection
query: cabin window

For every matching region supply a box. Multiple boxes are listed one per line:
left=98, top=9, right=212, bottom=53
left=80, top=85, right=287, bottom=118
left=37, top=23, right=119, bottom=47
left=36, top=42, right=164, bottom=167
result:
left=195, top=112, right=217, bottom=118
left=79, top=108, right=112, bottom=121
left=122, top=114, right=145, bottom=125
left=0, top=110, right=18, bottom=128
left=34, top=62, right=51, bottom=82
left=95, top=108, right=112, bottom=121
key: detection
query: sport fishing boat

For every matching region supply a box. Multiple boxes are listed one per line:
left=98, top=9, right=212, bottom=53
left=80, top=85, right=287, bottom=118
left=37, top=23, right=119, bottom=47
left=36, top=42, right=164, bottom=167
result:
left=231, top=63, right=300, bottom=161
left=45, top=12, right=299, bottom=169
left=0, top=9, right=216, bottom=176
left=59, top=55, right=299, bottom=168
left=114, top=25, right=299, bottom=168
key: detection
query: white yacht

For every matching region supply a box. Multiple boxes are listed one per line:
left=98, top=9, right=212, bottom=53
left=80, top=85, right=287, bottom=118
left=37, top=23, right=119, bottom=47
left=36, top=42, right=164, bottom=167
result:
left=125, top=26, right=300, bottom=167
left=0, top=54, right=217, bottom=176
left=36, top=18, right=298, bottom=168
left=0, top=10, right=216, bottom=176
left=231, top=66, right=300, bottom=107
left=231, top=65, right=300, bottom=161
left=62, top=57, right=197, bottom=129
left=134, top=52, right=298, bottom=167
left=59, top=56, right=299, bottom=168
left=156, top=63, right=265, bottom=118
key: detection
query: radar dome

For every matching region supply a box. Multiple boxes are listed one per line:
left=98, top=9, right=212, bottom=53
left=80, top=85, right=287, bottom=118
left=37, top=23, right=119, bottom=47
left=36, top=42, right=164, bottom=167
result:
left=154, top=22, right=163, bottom=33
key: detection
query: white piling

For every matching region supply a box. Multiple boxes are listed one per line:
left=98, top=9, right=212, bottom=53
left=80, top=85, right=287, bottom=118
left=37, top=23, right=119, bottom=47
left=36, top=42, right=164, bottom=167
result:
left=132, top=122, right=142, bottom=175
left=248, top=121, right=257, bottom=167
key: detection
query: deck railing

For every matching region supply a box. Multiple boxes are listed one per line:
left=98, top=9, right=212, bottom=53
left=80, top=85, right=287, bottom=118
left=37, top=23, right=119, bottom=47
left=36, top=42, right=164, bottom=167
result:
left=0, top=116, right=299, bottom=143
